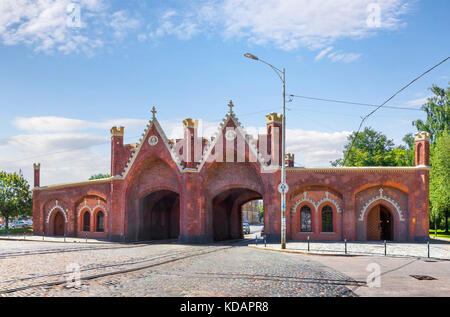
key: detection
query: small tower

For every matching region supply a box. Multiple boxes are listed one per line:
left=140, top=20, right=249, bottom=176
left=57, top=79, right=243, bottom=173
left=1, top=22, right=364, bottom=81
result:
left=266, top=112, right=283, bottom=166
left=285, top=153, right=295, bottom=167
left=110, top=126, right=125, bottom=176
left=414, top=131, right=430, bottom=166
left=33, top=163, right=40, bottom=188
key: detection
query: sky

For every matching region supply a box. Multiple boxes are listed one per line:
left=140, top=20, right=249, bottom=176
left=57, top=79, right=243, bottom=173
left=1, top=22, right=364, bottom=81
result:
left=0, top=0, right=449, bottom=186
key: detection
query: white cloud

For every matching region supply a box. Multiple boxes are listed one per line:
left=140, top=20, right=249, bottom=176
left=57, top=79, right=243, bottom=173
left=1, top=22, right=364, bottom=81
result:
left=327, top=51, right=362, bottom=63
left=0, top=132, right=109, bottom=186
left=148, top=10, right=199, bottom=40
left=286, top=129, right=350, bottom=166
left=216, top=0, right=411, bottom=50
left=315, top=47, right=334, bottom=61
left=109, top=10, right=141, bottom=39
left=141, top=0, right=409, bottom=61
left=405, top=96, right=431, bottom=107
left=0, top=0, right=141, bottom=55
left=12, top=116, right=148, bottom=132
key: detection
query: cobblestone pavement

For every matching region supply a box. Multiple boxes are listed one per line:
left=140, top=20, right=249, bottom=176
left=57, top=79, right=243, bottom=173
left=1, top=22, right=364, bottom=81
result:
left=253, top=240, right=450, bottom=260
left=0, top=240, right=358, bottom=297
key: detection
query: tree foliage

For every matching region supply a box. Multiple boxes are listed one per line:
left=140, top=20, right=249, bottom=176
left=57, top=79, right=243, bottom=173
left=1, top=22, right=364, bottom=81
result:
left=429, top=130, right=450, bottom=223
left=89, top=173, right=111, bottom=180
left=0, top=171, right=33, bottom=229
left=331, top=127, right=413, bottom=167
left=413, top=85, right=450, bottom=143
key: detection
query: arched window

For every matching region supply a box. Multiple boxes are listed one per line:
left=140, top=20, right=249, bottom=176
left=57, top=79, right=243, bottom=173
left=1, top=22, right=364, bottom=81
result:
left=300, top=205, right=312, bottom=232
left=321, top=205, right=333, bottom=232
left=96, top=211, right=104, bottom=232
left=83, top=211, right=90, bottom=232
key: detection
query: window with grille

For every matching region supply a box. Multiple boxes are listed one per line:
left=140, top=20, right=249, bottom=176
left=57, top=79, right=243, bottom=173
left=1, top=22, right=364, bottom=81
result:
left=83, top=211, right=90, bottom=232
left=97, top=211, right=104, bottom=232
left=321, top=205, right=333, bottom=232
left=300, top=206, right=312, bottom=232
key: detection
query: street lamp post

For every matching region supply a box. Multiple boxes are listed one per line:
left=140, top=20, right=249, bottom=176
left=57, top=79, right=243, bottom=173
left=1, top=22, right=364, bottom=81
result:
left=244, top=53, right=287, bottom=249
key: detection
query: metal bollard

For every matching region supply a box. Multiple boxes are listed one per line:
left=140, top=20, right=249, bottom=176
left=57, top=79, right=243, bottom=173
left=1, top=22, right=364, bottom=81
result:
left=384, top=240, right=387, bottom=256
left=85, top=233, right=88, bottom=243
left=427, top=241, right=430, bottom=258
left=264, top=236, right=267, bottom=248
left=344, top=239, right=347, bottom=255
left=307, top=236, right=310, bottom=252
left=255, top=234, right=258, bottom=246
left=64, top=233, right=66, bottom=243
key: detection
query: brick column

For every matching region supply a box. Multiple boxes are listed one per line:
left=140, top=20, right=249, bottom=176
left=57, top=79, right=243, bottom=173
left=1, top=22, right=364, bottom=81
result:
left=33, top=163, right=40, bottom=188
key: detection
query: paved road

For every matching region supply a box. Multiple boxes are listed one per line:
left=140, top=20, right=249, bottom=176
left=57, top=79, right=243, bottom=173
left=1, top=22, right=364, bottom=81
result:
left=308, top=254, right=450, bottom=297
left=0, top=240, right=356, bottom=297
left=2, top=239, right=447, bottom=297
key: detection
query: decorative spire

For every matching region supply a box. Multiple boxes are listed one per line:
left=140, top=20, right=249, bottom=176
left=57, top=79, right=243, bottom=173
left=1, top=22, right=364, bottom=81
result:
left=151, top=106, right=157, bottom=120
left=228, top=100, right=234, bottom=114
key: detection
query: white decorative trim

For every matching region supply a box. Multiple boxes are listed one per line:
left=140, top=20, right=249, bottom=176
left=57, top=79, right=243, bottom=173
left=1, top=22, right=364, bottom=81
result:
left=46, top=202, right=68, bottom=224
left=121, top=118, right=184, bottom=177
left=198, top=109, right=269, bottom=171
left=77, top=200, right=92, bottom=217
left=92, top=202, right=108, bottom=216
left=291, top=191, right=342, bottom=214
left=358, top=188, right=405, bottom=222
left=148, top=135, right=159, bottom=146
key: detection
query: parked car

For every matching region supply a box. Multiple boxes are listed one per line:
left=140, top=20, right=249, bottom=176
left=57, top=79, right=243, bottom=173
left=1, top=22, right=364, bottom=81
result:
left=243, top=222, right=250, bottom=234
left=12, top=221, right=27, bottom=229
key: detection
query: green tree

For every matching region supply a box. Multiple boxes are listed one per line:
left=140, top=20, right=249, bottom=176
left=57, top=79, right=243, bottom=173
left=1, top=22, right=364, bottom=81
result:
left=413, top=85, right=449, bottom=143
left=258, top=205, right=263, bottom=223
left=429, top=130, right=450, bottom=234
left=0, top=171, right=33, bottom=230
left=89, top=173, right=110, bottom=180
left=332, top=127, right=402, bottom=167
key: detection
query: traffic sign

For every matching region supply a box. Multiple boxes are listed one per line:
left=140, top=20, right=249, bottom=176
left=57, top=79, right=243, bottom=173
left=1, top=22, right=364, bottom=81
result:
left=278, top=182, right=289, bottom=194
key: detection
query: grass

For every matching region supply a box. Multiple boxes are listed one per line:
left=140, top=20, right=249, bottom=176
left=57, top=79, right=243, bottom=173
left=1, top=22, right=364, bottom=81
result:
left=429, top=229, right=450, bottom=239
left=0, top=228, right=33, bottom=235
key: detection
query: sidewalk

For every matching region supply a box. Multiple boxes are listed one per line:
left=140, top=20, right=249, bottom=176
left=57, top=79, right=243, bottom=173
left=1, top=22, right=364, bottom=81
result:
left=250, top=240, right=450, bottom=260
left=0, top=234, right=113, bottom=244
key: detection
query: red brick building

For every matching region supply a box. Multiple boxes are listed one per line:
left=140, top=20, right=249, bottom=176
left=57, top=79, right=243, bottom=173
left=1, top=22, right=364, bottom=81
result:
left=32, top=102, right=431, bottom=242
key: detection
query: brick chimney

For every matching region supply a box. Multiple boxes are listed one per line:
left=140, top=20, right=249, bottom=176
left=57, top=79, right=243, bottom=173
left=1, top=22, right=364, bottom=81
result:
left=285, top=153, right=295, bottom=167
left=33, top=163, right=40, bottom=188
left=266, top=112, right=283, bottom=166
left=111, top=126, right=125, bottom=176
left=414, top=131, right=430, bottom=166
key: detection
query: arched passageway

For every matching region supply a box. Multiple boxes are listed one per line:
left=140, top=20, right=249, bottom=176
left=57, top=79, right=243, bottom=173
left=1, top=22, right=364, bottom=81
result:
left=212, top=188, right=262, bottom=242
left=367, top=205, right=393, bottom=241
left=139, top=190, right=180, bottom=241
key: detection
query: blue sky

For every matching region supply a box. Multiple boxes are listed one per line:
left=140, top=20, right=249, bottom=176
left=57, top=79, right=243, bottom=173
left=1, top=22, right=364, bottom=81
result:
left=0, top=0, right=449, bottom=185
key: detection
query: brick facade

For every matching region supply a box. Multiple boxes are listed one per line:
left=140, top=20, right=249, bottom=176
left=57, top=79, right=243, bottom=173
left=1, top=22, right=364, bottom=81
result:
left=32, top=103, right=431, bottom=242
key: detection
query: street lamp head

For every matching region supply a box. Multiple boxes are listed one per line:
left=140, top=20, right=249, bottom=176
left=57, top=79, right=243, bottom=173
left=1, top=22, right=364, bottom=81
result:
left=244, top=53, right=259, bottom=61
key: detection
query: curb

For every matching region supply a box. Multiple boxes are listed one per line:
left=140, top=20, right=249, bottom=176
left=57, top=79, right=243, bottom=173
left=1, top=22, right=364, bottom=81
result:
left=247, top=245, right=358, bottom=257
left=247, top=245, right=449, bottom=261
left=0, top=237, right=113, bottom=245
